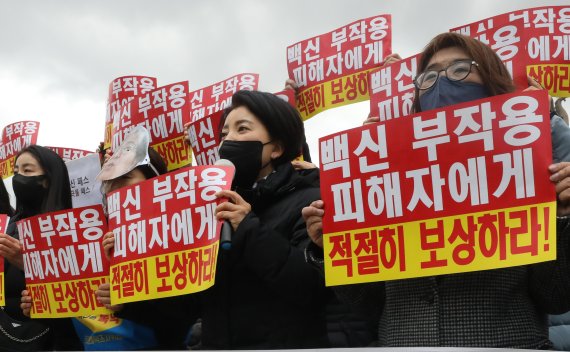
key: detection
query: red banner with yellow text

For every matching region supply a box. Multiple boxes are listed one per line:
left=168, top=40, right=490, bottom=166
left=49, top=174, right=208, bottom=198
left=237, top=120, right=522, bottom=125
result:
left=0, top=214, right=7, bottom=306
left=0, top=121, right=40, bottom=179
left=107, top=165, right=234, bottom=304
left=104, top=76, right=158, bottom=150
left=451, top=6, right=570, bottom=97
left=287, top=14, right=392, bottom=120
left=319, top=90, right=556, bottom=286
left=18, top=205, right=110, bottom=318
left=111, top=81, right=192, bottom=170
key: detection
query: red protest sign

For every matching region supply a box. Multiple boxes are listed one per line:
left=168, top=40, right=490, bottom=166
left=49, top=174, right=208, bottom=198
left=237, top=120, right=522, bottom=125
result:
left=368, top=53, right=421, bottom=121
left=451, top=12, right=529, bottom=89
left=189, top=73, right=259, bottom=123
left=512, top=6, right=570, bottom=97
left=111, top=81, right=192, bottom=170
left=0, top=214, right=7, bottom=306
left=319, top=90, right=555, bottom=285
left=186, top=74, right=260, bottom=166
left=287, top=14, right=392, bottom=120
left=104, top=76, right=158, bottom=150
left=188, top=111, right=223, bottom=166
left=18, top=205, right=110, bottom=318
left=45, top=147, right=95, bottom=162
left=0, top=121, right=40, bottom=179
left=451, top=6, right=570, bottom=97
left=107, top=165, right=234, bottom=304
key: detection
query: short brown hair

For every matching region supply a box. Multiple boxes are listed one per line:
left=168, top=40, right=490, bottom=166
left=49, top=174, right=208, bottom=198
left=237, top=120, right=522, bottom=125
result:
left=412, top=32, right=516, bottom=113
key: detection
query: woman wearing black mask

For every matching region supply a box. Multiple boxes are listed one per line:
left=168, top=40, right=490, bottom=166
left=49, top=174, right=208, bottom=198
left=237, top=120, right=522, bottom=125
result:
left=0, top=145, right=81, bottom=351
left=119, top=90, right=329, bottom=349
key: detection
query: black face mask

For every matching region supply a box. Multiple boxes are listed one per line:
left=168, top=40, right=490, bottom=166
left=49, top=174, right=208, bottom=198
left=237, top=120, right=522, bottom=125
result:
left=12, top=174, right=47, bottom=206
left=218, top=140, right=270, bottom=190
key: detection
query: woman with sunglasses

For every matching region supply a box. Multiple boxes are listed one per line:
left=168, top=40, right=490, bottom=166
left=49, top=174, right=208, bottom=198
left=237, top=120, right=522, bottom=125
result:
left=303, top=32, right=570, bottom=349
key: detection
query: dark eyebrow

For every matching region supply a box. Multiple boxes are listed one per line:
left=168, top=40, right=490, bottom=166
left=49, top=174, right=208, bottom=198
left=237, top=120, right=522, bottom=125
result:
left=15, top=162, right=35, bottom=169
left=223, top=119, right=254, bottom=130
left=425, top=58, right=471, bottom=71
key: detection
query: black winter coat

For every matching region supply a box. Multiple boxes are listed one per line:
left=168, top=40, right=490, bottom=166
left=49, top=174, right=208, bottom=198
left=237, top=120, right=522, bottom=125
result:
left=199, top=162, right=328, bottom=349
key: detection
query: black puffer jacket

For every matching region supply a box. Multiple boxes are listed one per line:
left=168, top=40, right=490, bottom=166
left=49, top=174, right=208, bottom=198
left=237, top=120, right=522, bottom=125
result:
left=199, top=162, right=328, bottom=349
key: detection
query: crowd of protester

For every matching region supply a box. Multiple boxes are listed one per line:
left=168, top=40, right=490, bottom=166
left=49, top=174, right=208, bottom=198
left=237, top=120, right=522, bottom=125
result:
left=0, top=30, right=569, bottom=351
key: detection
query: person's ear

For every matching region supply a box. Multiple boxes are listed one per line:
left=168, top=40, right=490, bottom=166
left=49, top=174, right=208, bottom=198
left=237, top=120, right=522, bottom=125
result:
left=270, top=142, right=284, bottom=160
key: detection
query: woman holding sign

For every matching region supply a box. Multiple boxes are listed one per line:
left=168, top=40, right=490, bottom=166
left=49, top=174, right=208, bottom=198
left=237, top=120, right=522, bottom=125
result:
left=116, top=90, right=329, bottom=349
left=303, top=32, right=570, bottom=349
left=0, top=145, right=81, bottom=351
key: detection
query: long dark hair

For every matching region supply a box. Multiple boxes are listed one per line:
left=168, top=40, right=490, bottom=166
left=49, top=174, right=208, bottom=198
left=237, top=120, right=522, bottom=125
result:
left=0, top=179, right=14, bottom=216
left=412, top=32, right=516, bottom=113
left=15, top=145, right=72, bottom=214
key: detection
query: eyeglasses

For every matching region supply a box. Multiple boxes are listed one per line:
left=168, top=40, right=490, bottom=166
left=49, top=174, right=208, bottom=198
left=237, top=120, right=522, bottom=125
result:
left=414, top=59, right=479, bottom=90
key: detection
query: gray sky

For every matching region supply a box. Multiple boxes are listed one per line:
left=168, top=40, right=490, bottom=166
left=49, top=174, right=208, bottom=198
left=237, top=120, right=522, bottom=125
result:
left=0, top=0, right=568, bottom=164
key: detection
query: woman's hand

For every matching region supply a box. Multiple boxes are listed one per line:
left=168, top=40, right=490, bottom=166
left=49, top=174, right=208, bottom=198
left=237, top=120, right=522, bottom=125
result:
left=302, top=200, right=325, bottom=248
left=215, top=190, right=252, bottom=231
left=382, top=53, right=402, bottom=66
left=0, top=233, right=24, bottom=269
left=102, top=232, right=115, bottom=260
left=549, top=162, right=570, bottom=216
left=20, top=290, right=32, bottom=317
left=525, top=74, right=554, bottom=111
left=363, top=112, right=380, bottom=125
left=183, top=122, right=192, bottom=147
left=95, top=283, right=124, bottom=312
left=292, top=160, right=317, bottom=170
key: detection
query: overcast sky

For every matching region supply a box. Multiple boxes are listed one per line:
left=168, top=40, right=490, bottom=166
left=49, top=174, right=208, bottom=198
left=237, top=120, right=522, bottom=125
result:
left=0, top=0, right=568, bottom=165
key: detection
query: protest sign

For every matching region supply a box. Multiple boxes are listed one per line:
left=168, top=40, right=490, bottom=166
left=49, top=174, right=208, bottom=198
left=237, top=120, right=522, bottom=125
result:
left=368, top=54, right=421, bottom=121
left=107, top=165, right=233, bottom=304
left=66, top=154, right=103, bottom=208
left=452, top=6, right=570, bottom=97
left=287, top=14, right=392, bottom=120
left=111, top=81, right=191, bottom=170
left=46, top=147, right=94, bottom=162
left=319, top=90, right=555, bottom=285
left=104, top=76, right=158, bottom=150
left=0, top=214, right=7, bottom=306
left=187, top=74, right=259, bottom=166
left=0, top=121, right=40, bottom=179
left=19, top=205, right=110, bottom=318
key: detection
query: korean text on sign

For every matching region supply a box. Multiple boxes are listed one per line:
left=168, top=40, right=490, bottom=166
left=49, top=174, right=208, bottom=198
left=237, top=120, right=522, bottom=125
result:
left=318, top=90, right=556, bottom=285
left=111, top=81, right=192, bottom=171
left=287, top=14, right=392, bottom=120
left=18, top=205, right=110, bottom=318
left=104, top=76, right=158, bottom=149
left=452, top=6, right=570, bottom=97
left=107, top=165, right=234, bottom=304
left=368, top=53, right=421, bottom=121
left=189, top=73, right=259, bottom=123
left=0, top=121, right=40, bottom=179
